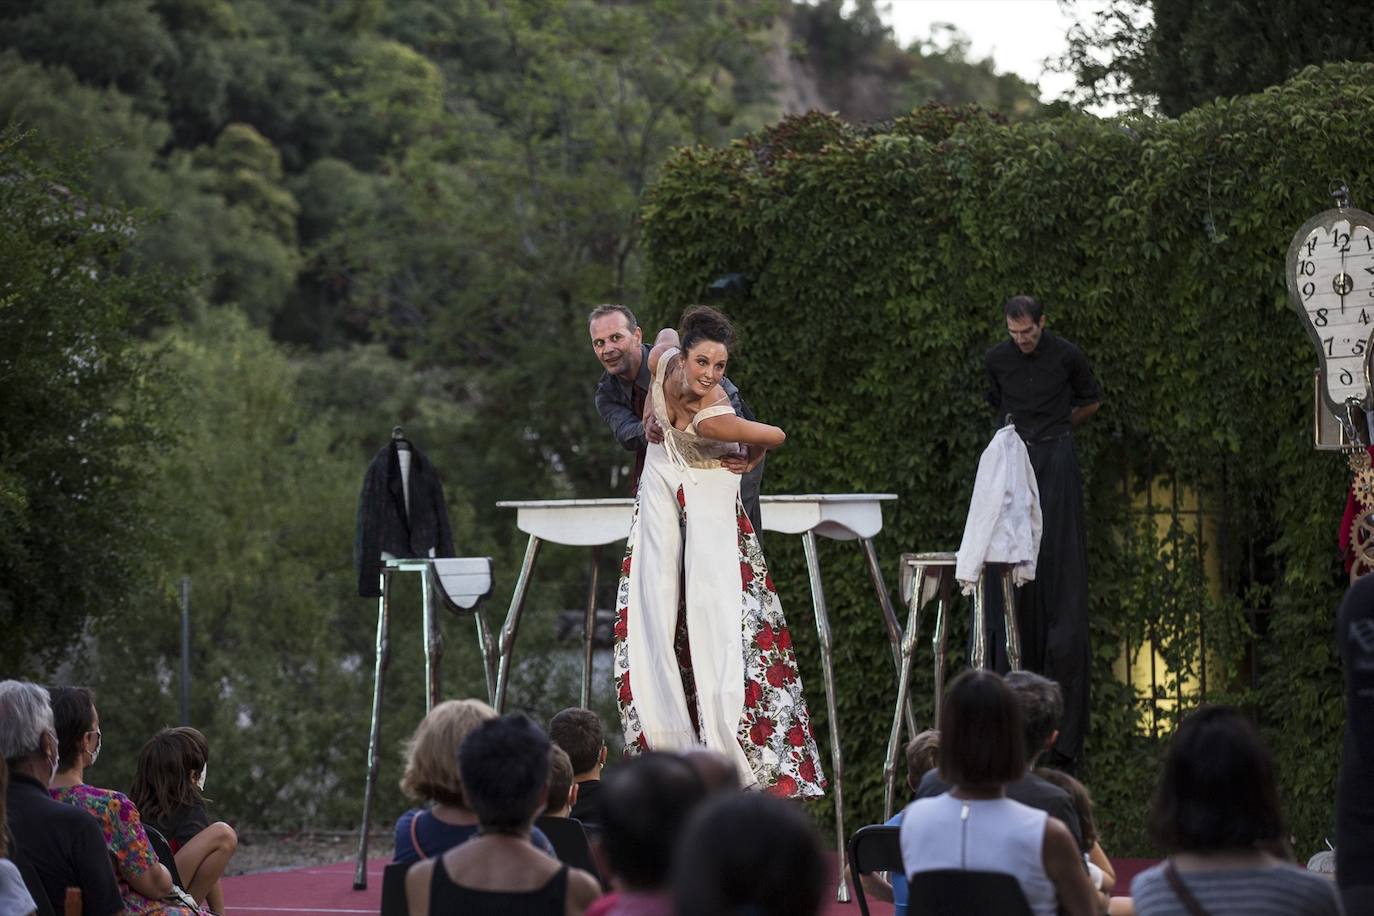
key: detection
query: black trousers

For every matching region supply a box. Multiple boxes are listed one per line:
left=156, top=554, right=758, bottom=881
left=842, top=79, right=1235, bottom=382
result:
left=986, top=433, right=1091, bottom=762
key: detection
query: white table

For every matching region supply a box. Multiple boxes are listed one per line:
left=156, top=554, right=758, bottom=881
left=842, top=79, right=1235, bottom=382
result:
left=493, top=493, right=901, bottom=903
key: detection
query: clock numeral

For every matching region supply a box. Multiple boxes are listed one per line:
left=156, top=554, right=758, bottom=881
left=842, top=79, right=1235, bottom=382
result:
left=1315, top=308, right=1329, bottom=327
left=1362, top=310, right=1370, bottom=325
left=1324, top=335, right=1335, bottom=355
left=1341, top=368, right=1355, bottom=386
left=1300, top=259, right=1316, bottom=276
left=1303, top=281, right=1317, bottom=299
left=1334, top=231, right=1352, bottom=253
left=1366, top=234, right=1373, bottom=252
left=1364, top=266, right=1374, bottom=276
left=1308, top=237, right=1318, bottom=256
left=1356, top=338, right=1367, bottom=357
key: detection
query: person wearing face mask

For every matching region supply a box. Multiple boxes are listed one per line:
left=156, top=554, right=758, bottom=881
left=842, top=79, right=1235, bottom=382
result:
left=47, top=687, right=205, bottom=915
left=0, top=680, right=123, bottom=916
left=131, top=727, right=237, bottom=914
left=612, top=306, right=825, bottom=797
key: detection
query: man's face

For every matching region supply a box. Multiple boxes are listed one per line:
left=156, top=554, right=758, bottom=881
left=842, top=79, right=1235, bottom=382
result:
left=590, top=313, right=643, bottom=379
left=1006, top=314, right=1045, bottom=354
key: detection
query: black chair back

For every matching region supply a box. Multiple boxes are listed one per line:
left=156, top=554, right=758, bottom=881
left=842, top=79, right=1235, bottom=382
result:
left=142, top=824, right=183, bottom=888
left=846, top=825, right=903, bottom=916
left=906, top=868, right=1034, bottom=916
left=534, top=816, right=602, bottom=885
left=380, top=861, right=412, bottom=916
left=13, top=853, right=56, bottom=916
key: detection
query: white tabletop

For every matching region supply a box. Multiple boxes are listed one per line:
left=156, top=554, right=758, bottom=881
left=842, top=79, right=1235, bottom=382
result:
left=495, top=494, right=897, bottom=546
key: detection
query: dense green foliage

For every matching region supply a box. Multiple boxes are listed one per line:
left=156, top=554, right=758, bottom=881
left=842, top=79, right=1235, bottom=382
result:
left=1064, top=0, right=1374, bottom=115
left=0, top=128, right=176, bottom=671
left=642, top=63, right=1371, bottom=854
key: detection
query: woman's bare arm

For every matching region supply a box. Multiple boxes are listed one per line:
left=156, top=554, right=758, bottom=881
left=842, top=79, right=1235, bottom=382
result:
left=696, top=413, right=785, bottom=448
left=1042, top=817, right=1102, bottom=916
left=125, top=860, right=173, bottom=901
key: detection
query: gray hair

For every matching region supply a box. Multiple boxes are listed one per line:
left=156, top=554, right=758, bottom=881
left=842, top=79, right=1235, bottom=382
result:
left=1005, top=670, right=1062, bottom=763
left=0, top=680, right=54, bottom=762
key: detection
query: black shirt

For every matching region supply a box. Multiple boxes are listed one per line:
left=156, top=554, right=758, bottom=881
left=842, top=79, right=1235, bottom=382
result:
left=1338, top=574, right=1374, bottom=896
left=5, top=772, right=123, bottom=916
left=985, top=331, right=1101, bottom=443
left=568, top=778, right=601, bottom=833
left=914, top=767, right=1087, bottom=853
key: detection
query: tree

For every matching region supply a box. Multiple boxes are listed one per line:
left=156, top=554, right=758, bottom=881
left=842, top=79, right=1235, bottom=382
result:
left=0, top=126, right=176, bottom=670
left=1061, top=0, right=1374, bottom=116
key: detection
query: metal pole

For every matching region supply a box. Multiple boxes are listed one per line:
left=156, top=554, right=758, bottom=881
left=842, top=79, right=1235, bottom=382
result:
left=494, top=535, right=543, bottom=712
left=179, top=576, right=191, bottom=725
left=580, top=545, right=603, bottom=709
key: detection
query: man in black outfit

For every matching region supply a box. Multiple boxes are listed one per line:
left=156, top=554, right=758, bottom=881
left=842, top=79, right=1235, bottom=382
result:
left=589, top=304, right=765, bottom=533
left=984, top=295, right=1101, bottom=770
left=1337, top=575, right=1374, bottom=912
left=914, top=670, right=1086, bottom=852
left=1, top=680, right=122, bottom=916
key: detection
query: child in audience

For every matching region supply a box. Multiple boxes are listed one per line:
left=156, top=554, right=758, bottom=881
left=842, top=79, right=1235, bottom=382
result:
left=131, top=726, right=238, bottom=914
left=549, top=708, right=607, bottom=832
left=545, top=747, right=577, bottom=819
left=1036, top=766, right=1115, bottom=893
left=405, top=714, right=601, bottom=916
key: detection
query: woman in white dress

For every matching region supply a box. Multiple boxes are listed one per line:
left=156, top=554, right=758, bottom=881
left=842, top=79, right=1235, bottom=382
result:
left=612, top=306, right=825, bottom=797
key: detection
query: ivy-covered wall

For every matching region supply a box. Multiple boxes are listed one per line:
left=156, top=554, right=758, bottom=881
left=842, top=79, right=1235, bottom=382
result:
left=641, top=63, right=1370, bottom=854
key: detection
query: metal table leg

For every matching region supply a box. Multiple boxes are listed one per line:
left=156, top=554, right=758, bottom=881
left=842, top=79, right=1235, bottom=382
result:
left=580, top=545, right=603, bottom=709
left=860, top=538, right=917, bottom=742
left=801, top=531, right=849, bottom=904
left=421, top=565, right=442, bottom=713
left=1000, top=570, right=1022, bottom=671
left=883, top=561, right=927, bottom=821
left=932, top=572, right=953, bottom=728
left=494, top=535, right=542, bottom=713
left=354, top=570, right=393, bottom=890
left=971, top=572, right=990, bottom=670
left=474, top=610, right=497, bottom=705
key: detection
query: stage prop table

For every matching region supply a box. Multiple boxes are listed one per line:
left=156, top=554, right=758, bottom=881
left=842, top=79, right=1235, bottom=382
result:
left=881, top=552, right=1021, bottom=821
left=493, top=493, right=900, bottom=903
left=353, top=557, right=495, bottom=890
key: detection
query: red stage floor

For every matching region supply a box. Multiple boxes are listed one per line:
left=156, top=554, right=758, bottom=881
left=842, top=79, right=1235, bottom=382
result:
left=221, top=855, right=1157, bottom=915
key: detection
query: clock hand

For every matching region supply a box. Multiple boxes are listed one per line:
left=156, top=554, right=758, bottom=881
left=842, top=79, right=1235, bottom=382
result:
left=1342, top=247, right=1348, bottom=314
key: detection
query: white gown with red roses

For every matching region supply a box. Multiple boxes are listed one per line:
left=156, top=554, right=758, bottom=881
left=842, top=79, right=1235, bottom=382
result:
left=610, top=349, right=826, bottom=797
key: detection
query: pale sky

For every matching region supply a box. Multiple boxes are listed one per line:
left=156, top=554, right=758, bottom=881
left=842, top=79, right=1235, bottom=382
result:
left=881, top=0, right=1117, bottom=108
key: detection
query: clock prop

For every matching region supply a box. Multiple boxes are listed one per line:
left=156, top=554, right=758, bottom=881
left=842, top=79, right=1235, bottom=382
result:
left=1288, top=181, right=1374, bottom=579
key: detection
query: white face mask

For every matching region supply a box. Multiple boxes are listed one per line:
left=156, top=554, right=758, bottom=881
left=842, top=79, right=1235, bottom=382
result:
left=88, top=733, right=101, bottom=767
left=196, top=764, right=207, bottom=791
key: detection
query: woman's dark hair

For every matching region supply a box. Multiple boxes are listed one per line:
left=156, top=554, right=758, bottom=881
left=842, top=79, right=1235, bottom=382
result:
left=131, top=727, right=209, bottom=824
left=457, top=713, right=551, bottom=832
left=1036, top=767, right=1097, bottom=847
left=601, top=752, right=705, bottom=891
left=50, top=686, right=96, bottom=771
left=1148, top=705, right=1285, bottom=853
left=673, top=792, right=825, bottom=916
left=678, top=305, right=735, bottom=356
left=937, top=670, right=1025, bottom=787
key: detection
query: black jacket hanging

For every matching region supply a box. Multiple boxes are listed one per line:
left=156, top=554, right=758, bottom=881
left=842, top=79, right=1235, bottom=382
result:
left=354, top=440, right=456, bottom=597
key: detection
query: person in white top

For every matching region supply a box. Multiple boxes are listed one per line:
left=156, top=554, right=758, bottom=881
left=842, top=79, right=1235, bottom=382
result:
left=899, top=670, right=1102, bottom=916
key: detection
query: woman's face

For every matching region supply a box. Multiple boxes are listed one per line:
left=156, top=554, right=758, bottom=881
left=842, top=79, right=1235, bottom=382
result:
left=682, top=340, right=728, bottom=398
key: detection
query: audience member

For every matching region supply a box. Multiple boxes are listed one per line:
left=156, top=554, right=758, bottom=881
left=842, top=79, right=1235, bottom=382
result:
left=48, top=687, right=202, bottom=914
left=545, top=747, right=577, bottom=819
left=0, top=680, right=123, bottom=916
left=1037, top=766, right=1115, bottom=893
left=131, top=726, right=237, bottom=912
left=899, top=670, right=1099, bottom=916
left=1129, top=705, right=1343, bottom=916
left=405, top=714, right=600, bottom=916
left=394, top=698, right=554, bottom=864
left=679, top=748, right=740, bottom=795
left=0, top=763, right=38, bottom=916
left=1337, top=575, right=1374, bottom=914
left=549, top=709, right=607, bottom=832
left=857, top=729, right=940, bottom=916
left=673, top=792, right=825, bottom=916
left=915, top=669, right=1085, bottom=851
left=586, top=753, right=705, bottom=916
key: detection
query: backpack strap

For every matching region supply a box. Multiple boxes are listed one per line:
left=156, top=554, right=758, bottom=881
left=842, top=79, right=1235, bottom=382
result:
left=1163, top=860, right=1211, bottom=916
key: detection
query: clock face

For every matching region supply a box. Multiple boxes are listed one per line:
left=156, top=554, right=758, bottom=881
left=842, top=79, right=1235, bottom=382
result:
left=1287, top=209, right=1374, bottom=413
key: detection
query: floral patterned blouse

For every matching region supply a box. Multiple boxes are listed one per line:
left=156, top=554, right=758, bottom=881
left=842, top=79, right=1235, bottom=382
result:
left=50, top=783, right=203, bottom=915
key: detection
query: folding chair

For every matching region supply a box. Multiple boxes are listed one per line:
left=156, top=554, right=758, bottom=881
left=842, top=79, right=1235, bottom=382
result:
left=846, top=825, right=903, bottom=916
left=534, top=816, right=603, bottom=887
left=380, top=860, right=412, bottom=916
left=13, top=854, right=55, bottom=916
left=906, top=868, right=1034, bottom=916
left=142, top=824, right=183, bottom=888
